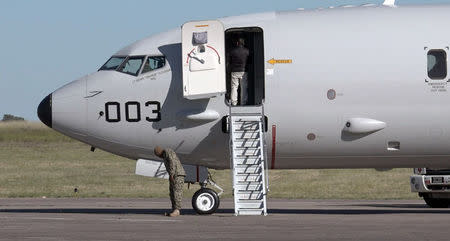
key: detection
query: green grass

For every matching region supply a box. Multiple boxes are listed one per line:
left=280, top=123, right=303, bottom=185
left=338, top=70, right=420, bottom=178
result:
left=0, top=121, right=418, bottom=199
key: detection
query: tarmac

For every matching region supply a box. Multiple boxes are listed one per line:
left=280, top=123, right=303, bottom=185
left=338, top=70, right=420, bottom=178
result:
left=0, top=198, right=449, bottom=241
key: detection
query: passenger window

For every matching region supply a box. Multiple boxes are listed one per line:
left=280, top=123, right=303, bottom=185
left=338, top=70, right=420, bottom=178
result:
left=141, top=56, right=166, bottom=74
left=428, top=50, right=447, bottom=80
left=118, top=56, right=145, bottom=76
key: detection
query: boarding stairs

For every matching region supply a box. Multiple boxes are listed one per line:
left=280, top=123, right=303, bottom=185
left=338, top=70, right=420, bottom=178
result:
left=229, top=106, right=268, bottom=216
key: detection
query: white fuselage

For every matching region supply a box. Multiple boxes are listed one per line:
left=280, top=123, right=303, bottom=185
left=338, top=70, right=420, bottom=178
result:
left=41, top=5, right=450, bottom=170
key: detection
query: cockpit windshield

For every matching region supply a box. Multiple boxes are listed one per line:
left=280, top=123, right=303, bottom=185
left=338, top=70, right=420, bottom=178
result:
left=142, top=56, right=166, bottom=74
left=117, top=56, right=145, bottom=76
left=99, top=56, right=126, bottom=71
left=99, top=55, right=165, bottom=76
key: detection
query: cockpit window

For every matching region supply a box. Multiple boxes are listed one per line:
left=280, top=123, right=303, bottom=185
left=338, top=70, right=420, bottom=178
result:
left=141, top=56, right=166, bottom=74
left=99, top=56, right=126, bottom=71
left=118, top=56, right=145, bottom=76
left=99, top=55, right=165, bottom=76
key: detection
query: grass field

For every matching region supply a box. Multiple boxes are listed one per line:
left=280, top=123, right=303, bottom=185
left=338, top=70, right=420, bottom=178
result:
left=0, top=121, right=418, bottom=200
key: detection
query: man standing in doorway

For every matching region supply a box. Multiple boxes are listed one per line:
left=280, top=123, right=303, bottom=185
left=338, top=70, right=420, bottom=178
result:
left=229, top=37, right=250, bottom=106
left=154, top=146, right=186, bottom=217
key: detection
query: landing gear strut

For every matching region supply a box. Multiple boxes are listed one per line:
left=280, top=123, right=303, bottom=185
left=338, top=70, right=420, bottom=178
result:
left=191, top=176, right=223, bottom=215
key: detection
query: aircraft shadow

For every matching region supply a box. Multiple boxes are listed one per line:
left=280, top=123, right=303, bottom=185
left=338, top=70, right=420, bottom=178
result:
left=342, top=203, right=440, bottom=209
left=0, top=208, right=228, bottom=216
left=341, top=130, right=377, bottom=141
left=154, top=43, right=212, bottom=130
left=1, top=207, right=450, bottom=215
left=267, top=208, right=450, bottom=215
left=181, top=121, right=229, bottom=169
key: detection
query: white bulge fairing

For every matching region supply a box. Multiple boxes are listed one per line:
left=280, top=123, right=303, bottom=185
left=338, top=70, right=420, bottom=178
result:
left=38, top=4, right=450, bottom=170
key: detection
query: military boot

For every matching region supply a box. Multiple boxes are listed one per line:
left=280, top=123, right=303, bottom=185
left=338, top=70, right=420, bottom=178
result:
left=169, top=209, right=180, bottom=217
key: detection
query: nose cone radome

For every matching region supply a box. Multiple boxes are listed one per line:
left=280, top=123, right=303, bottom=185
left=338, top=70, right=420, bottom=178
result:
left=37, top=94, right=52, bottom=128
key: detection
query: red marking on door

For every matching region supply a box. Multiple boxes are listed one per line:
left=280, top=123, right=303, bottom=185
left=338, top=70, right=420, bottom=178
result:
left=186, top=48, right=195, bottom=64
left=206, top=45, right=221, bottom=64
left=271, top=125, right=277, bottom=169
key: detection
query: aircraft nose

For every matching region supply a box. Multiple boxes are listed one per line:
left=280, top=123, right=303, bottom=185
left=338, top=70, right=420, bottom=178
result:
left=37, top=94, right=52, bottom=128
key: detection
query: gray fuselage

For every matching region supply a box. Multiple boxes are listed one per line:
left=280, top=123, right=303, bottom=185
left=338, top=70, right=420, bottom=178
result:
left=40, top=4, right=450, bottom=169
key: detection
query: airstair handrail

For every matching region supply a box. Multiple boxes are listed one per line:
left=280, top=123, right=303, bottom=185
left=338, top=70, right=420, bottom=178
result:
left=261, top=105, right=270, bottom=192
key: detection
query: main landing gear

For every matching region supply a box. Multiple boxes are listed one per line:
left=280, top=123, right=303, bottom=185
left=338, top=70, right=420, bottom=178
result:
left=191, top=177, right=223, bottom=215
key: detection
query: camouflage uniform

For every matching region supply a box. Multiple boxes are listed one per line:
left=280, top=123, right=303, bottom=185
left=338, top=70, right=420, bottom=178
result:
left=163, top=149, right=186, bottom=210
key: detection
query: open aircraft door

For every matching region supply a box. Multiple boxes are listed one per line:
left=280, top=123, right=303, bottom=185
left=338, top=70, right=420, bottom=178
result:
left=182, top=20, right=226, bottom=100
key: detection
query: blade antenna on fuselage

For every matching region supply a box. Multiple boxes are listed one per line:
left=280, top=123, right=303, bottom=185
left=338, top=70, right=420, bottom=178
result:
left=383, top=0, right=396, bottom=7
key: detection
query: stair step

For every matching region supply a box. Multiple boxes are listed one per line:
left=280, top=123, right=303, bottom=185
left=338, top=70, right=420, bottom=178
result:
left=237, top=181, right=262, bottom=185
left=234, top=155, right=262, bottom=162
left=232, top=120, right=259, bottom=124
left=234, top=153, right=259, bottom=157
left=229, top=106, right=263, bottom=116
left=234, top=159, right=261, bottom=165
left=232, top=125, right=259, bottom=129
left=235, top=166, right=262, bottom=174
left=233, top=121, right=259, bottom=125
left=235, top=183, right=263, bottom=191
left=235, top=154, right=262, bottom=159
left=230, top=113, right=262, bottom=120
left=236, top=202, right=264, bottom=209
left=233, top=149, right=261, bottom=156
left=235, top=163, right=261, bottom=168
left=233, top=133, right=260, bottom=139
left=233, top=125, right=259, bottom=130
left=237, top=199, right=264, bottom=204
left=233, top=138, right=259, bottom=143
left=232, top=131, right=259, bottom=135
left=233, top=147, right=261, bottom=151
left=235, top=160, right=260, bottom=165
left=235, top=156, right=261, bottom=160
left=236, top=174, right=262, bottom=182
left=233, top=141, right=260, bottom=148
left=234, top=138, right=260, bottom=143
left=235, top=137, right=260, bottom=141
left=233, top=145, right=260, bottom=149
left=232, top=121, right=259, bottom=125
left=232, top=117, right=260, bottom=121
left=233, top=147, right=261, bottom=152
left=233, top=118, right=259, bottom=121
left=236, top=191, right=264, bottom=200
left=232, top=124, right=259, bottom=129
left=237, top=209, right=265, bottom=216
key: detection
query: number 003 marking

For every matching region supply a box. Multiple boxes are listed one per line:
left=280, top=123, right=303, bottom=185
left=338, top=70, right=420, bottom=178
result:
left=105, top=101, right=161, bottom=123
left=145, top=101, right=161, bottom=122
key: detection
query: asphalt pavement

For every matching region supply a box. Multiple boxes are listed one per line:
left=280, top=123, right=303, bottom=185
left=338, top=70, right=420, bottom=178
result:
left=0, top=198, right=449, bottom=241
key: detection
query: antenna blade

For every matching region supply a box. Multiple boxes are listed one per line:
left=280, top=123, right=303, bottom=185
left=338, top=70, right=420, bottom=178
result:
left=383, top=0, right=396, bottom=6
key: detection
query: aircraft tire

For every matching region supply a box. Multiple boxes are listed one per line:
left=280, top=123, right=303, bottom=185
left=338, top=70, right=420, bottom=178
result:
left=192, top=188, right=220, bottom=215
left=423, top=197, right=450, bottom=208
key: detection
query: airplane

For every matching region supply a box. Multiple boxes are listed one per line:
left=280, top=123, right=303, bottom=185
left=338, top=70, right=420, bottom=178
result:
left=37, top=0, right=450, bottom=215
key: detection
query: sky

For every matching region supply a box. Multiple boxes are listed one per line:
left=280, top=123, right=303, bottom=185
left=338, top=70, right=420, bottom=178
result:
left=0, top=0, right=448, bottom=120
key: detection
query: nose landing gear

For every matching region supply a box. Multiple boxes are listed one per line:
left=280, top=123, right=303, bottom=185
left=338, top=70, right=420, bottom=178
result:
left=191, top=177, right=223, bottom=215
left=192, top=188, right=220, bottom=214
